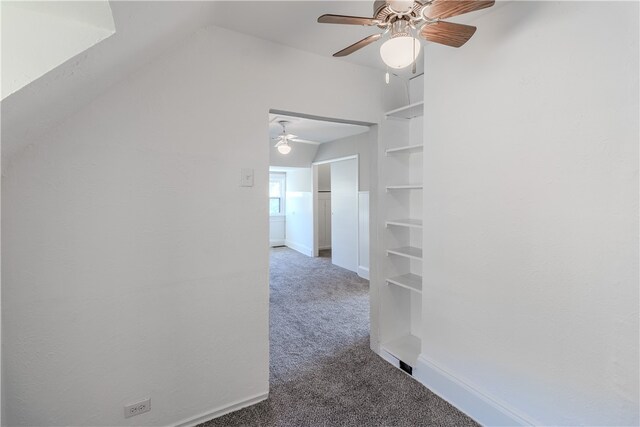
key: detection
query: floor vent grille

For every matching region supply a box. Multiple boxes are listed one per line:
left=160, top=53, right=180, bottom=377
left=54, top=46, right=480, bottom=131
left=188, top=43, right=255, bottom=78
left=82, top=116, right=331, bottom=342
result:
left=399, top=360, right=413, bottom=376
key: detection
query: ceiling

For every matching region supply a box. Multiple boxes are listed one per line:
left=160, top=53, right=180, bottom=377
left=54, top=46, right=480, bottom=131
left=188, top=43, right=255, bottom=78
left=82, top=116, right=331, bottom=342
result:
left=269, top=113, right=370, bottom=145
left=208, top=1, right=424, bottom=75
left=2, top=0, right=427, bottom=158
left=2, top=1, right=217, bottom=158
left=2, top=1, right=115, bottom=99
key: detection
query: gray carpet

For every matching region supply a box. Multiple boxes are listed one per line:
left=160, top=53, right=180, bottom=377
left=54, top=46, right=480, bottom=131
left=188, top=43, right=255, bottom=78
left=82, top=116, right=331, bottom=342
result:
left=200, top=247, right=477, bottom=427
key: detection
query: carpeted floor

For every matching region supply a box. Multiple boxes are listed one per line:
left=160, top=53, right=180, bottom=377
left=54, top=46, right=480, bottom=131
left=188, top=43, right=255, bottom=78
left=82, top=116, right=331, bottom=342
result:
left=200, top=247, right=477, bottom=427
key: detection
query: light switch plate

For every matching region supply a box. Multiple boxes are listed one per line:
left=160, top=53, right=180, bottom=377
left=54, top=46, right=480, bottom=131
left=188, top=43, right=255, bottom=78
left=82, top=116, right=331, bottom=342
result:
left=241, top=168, right=254, bottom=187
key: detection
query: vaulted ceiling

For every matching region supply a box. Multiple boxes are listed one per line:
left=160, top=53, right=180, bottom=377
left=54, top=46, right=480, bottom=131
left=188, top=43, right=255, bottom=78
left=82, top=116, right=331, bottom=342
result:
left=2, top=1, right=421, bottom=159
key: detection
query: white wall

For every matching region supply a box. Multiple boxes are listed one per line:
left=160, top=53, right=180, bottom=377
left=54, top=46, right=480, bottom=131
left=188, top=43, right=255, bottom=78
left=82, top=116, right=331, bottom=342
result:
left=313, top=130, right=375, bottom=191
left=317, top=163, right=331, bottom=192
left=284, top=168, right=314, bottom=256
left=1, top=24, right=388, bottom=426
left=418, top=2, right=639, bottom=426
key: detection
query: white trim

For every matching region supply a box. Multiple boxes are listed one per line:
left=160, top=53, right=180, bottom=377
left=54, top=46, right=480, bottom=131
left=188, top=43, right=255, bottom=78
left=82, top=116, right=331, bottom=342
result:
left=357, top=190, right=369, bottom=282
left=312, top=154, right=358, bottom=166
left=285, top=240, right=313, bottom=257
left=312, top=164, right=320, bottom=257
left=173, top=392, right=268, bottom=427
left=414, top=356, right=538, bottom=427
left=270, top=239, right=285, bottom=247
left=379, top=347, right=400, bottom=367
left=319, top=245, right=332, bottom=250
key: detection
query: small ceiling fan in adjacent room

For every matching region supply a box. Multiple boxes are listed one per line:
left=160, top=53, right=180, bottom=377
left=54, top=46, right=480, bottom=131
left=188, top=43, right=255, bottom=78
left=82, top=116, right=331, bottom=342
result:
left=317, top=0, right=494, bottom=73
left=272, top=121, right=317, bottom=155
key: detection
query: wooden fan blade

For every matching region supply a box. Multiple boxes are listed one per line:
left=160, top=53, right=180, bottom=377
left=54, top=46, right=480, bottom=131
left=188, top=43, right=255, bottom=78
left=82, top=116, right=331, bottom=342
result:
left=420, top=21, right=476, bottom=48
left=333, top=34, right=382, bottom=57
left=425, top=0, right=495, bottom=20
left=318, top=14, right=379, bottom=26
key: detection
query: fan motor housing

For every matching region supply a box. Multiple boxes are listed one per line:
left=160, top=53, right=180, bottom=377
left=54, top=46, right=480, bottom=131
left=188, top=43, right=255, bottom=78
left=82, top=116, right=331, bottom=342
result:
left=373, top=0, right=425, bottom=23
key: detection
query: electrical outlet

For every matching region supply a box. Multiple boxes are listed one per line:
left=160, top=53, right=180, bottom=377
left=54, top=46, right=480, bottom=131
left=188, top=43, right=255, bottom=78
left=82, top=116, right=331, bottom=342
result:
left=124, top=398, right=150, bottom=418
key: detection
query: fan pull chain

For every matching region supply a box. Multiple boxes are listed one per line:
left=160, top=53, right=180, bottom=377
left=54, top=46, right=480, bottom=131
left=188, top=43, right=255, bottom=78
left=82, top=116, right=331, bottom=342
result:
left=385, top=68, right=390, bottom=84
left=412, top=32, right=417, bottom=74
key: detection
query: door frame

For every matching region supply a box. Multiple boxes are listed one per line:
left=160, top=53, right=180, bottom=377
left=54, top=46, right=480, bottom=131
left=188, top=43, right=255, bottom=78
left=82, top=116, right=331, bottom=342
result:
left=311, top=155, right=359, bottom=261
left=268, top=171, right=287, bottom=247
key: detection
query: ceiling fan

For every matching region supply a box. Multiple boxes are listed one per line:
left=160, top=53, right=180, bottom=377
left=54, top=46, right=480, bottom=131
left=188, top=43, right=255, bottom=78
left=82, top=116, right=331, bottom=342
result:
left=318, top=0, right=494, bottom=71
left=272, top=121, right=317, bottom=155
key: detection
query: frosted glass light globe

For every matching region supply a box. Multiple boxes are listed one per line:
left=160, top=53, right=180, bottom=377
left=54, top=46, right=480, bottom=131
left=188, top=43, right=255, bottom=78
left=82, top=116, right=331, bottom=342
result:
left=380, top=36, right=421, bottom=69
left=278, top=144, right=291, bottom=154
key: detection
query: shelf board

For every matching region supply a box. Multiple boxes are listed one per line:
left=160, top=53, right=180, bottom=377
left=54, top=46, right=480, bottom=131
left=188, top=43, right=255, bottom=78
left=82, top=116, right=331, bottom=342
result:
left=386, top=184, right=423, bottom=191
left=382, top=334, right=421, bottom=367
left=386, top=273, right=422, bottom=293
left=385, top=144, right=423, bottom=156
left=385, top=101, right=424, bottom=119
left=387, top=246, right=422, bottom=260
left=386, top=218, right=423, bottom=229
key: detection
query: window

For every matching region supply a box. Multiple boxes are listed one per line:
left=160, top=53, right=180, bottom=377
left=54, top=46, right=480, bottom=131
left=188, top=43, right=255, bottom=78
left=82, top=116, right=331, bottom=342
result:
left=269, top=173, right=285, bottom=216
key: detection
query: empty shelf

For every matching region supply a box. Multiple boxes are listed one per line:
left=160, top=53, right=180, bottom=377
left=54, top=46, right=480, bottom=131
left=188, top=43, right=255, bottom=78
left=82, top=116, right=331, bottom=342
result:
left=386, top=218, right=423, bottom=229
left=385, top=101, right=424, bottom=119
left=387, top=246, right=422, bottom=260
left=386, top=273, right=422, bottom=293
left=385, top=144, right=424, bottom=156
left=386, top=184, right=423, bottom=191
left=382, top=334, right=421, bottom=367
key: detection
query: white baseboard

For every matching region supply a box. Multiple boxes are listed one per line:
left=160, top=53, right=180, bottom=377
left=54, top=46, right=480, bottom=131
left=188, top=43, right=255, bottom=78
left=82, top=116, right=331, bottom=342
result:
left=270, top=240, right=285, bottom=247
left=319, top=245, right=332, bottom=250
left=358, top=266, right=370, bottom=280
left=174, top=392, right=268, bottom=427
left=285, top=240, right=313, bottom=257
left=414, top=356, right=536, bottom=426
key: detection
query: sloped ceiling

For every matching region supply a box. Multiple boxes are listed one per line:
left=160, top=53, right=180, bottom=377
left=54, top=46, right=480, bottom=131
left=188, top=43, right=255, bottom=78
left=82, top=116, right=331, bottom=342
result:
left=2, top=1, right=116, bottom=99
left=1, top=1, right=217, bottom=159
left=1, top=1, right=413, bottom=159
left=269, top=113, right=370, bottom=144
left=208, top=1, right=420, bottom=73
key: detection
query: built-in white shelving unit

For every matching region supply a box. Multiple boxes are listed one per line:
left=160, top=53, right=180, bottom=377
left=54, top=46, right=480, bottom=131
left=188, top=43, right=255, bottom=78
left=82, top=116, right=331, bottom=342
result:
left=385, top=101, right=424, bottom=120
left=385, top=144, right=423, bottom=156
left=386, top=184, right=423, bottom=191
left=387, top=246, right=422, bottom=260
left=377, top=93, right=425, bottom=376
left=385, top=218, right=422, bottom=229
left=381, top=334, right=421, bottom=367
left=386, top=273, right=422, bottom=293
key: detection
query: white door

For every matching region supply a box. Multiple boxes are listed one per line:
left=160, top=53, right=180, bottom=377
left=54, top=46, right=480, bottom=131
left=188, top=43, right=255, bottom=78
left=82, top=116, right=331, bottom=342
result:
left=269, top=173, right=286, bottom=246
left=318, top=193, right=332, bottom=250
left=330, top=159, right=358, bottom=272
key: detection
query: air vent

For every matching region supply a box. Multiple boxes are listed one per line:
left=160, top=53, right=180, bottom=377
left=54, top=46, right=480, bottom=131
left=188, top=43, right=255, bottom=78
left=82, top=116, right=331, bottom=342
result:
left=399, top=360, right=413, bottom=375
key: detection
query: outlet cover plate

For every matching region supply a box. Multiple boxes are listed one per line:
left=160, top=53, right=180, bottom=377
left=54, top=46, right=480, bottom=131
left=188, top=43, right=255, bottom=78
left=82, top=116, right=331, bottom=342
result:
left=124, top=398, right=150, bottom=418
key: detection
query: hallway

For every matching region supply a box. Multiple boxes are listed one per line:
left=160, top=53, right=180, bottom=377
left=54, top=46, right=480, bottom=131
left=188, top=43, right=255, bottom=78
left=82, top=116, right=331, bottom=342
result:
left=202, top=247, right=476, bottom=426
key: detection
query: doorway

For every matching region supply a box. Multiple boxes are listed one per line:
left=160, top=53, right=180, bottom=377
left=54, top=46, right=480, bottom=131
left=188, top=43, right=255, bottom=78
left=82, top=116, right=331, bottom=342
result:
left=313, top=156, right=359, bottom=274
left=267, top=110, right=373, bottom=278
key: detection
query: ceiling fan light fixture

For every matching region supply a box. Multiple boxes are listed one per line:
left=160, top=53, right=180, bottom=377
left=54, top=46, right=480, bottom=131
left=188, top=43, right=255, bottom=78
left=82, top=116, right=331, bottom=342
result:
left=387, top=0, right=414, bottom=13
left=277, top=143, right=292, bottom=155
left=380, top=35, right=420, bottom=69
